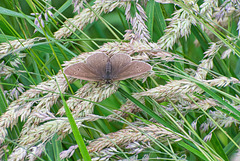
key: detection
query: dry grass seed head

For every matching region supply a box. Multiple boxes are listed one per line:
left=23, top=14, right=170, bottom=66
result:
left=87, top=123, right=181, bottom=153
left=54, top=0, right=127, bottom=39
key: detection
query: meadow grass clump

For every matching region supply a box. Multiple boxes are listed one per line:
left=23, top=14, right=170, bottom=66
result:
left=0, top=0, right=240, bottom=160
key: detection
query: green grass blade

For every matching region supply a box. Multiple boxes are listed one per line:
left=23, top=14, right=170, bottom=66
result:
left=0, top=87, right=7, bottom=114
left=118, top=88, right=177, bottom=132
left=0, top=6, right=34, bottom=19
left=178, top=141, right=208, bottom=160
left=146, top=0, right=155, bottom=39
left=196, top=83, right=240, bottom=120
left=57, top=80, right=91, bottom=161
left=210, top=132, right=229, bottom=161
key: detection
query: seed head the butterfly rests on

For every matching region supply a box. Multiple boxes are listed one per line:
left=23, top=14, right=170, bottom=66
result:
left=64, top=53, right=152, bottom=84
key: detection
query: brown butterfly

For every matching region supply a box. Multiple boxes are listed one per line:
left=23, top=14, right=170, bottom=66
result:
left=64, top=53, right=152, bottom=84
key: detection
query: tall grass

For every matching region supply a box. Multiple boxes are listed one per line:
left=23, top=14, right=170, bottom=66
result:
left=0, top=0, right=240, bottom=160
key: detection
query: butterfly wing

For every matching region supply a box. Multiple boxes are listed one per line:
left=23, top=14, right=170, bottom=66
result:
left=110, top=54, right=132, bottom=77
left=64, top=63, right=102, bottom=81
left=113, top=61, right=152, bottom=81
left=86, top=53, right=109, bottom=77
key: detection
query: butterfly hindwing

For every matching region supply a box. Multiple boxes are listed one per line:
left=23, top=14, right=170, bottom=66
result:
left=113, top=61, right=152, bottom=81
left=110, top=54, right=132, bottom=76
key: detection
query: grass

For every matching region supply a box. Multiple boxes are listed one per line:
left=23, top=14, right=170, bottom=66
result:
left=0, top=0, right=240, bottom=160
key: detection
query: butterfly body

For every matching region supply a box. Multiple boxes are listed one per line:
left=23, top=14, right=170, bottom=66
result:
left=64, top=53, right=152, bottom=83
left=104, top=60, right=112, bottom=83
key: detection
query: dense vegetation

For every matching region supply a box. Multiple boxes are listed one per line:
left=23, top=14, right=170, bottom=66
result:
left=0, top=0, right=240, bottom=160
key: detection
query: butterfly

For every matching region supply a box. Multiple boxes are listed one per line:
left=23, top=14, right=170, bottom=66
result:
left=64, top=53, right=152, bottom=84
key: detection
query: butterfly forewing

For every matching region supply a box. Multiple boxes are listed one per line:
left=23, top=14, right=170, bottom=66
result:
left=86, top=53, right=109, bottom=76
left=64, top=63, right=102, bottom=81
left=113, top=61, right=152, bottom=81
left=110, top=54, right=132, bottom=76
